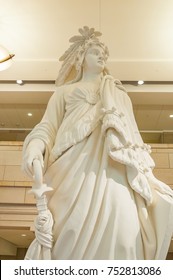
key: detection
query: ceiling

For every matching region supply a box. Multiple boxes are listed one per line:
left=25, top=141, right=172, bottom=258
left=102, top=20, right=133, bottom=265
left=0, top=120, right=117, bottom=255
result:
left=1, top=0, right=173, bottom=255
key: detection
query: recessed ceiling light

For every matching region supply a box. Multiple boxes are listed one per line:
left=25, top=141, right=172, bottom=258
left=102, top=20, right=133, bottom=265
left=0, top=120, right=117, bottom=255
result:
left=169, top=114, right=173, bottom=118
left=138, top=80, right=144, bottom=85
left=21, top=234, right=27, bottom=237
left=27, top=112, right=32, bottom=117
left=16, top=79, right=24, bottom=85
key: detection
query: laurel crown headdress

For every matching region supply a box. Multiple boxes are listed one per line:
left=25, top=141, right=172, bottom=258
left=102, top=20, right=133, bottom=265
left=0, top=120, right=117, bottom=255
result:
left=55, top=26, right=109, bottom=86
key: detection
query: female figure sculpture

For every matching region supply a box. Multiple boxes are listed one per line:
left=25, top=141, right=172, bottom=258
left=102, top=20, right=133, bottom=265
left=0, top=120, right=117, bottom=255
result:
left=22, top=26, right=173, bottom=260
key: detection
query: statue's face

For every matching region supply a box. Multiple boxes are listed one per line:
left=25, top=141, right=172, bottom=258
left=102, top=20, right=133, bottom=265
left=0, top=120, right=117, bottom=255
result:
left=83, top=45, right=106, bottom=73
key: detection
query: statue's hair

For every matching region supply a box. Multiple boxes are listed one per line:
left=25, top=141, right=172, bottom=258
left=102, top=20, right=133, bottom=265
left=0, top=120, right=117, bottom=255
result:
left=55, top=26, right=109, bottom=86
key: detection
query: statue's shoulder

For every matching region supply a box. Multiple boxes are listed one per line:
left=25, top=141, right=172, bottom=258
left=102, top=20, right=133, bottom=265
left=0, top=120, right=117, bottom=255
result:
left=56, top=83, right=77, bottom=93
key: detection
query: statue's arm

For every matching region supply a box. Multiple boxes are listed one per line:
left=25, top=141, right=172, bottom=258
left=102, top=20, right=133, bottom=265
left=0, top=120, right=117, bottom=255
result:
left=22, top=86, right=66, bottom=178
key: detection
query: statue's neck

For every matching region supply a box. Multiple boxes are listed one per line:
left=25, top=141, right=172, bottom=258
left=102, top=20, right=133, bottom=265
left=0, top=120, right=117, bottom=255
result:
left=81, top=71, right=103, bottom=85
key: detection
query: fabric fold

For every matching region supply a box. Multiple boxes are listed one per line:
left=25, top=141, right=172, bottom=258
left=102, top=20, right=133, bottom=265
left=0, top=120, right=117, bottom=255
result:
left=25, top=196, right=54, bottom=260
left=100, top=75, right=173, bottom=203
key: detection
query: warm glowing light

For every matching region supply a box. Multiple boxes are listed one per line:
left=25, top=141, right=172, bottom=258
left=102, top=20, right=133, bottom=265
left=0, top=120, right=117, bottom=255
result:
left=0, top=45, right=15, bottom=71
left=169, top=114, right=173, bottom=118
left=16, top=80, right=24, bottom=85
left=27, top=113, right=33, bottom=117
left=138, top=80, right=144, bottom=85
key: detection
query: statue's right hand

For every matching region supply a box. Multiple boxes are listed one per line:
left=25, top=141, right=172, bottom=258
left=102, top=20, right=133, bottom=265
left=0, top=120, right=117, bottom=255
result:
left=22, top=147, right=44, bottom=179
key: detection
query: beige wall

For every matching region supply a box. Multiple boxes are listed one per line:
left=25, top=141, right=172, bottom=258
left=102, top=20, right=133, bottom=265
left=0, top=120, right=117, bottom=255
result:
left=0, top=142, right=36, bottom=258
left=151, top=144, right=173, bottom=190
left=0, top=141, right=173, bottom=257
left=0, top=141, right=35, bottom=205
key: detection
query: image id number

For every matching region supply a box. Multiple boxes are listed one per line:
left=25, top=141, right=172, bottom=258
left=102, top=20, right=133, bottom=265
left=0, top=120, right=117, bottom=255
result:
left=107, top=266, right=161, bottom=276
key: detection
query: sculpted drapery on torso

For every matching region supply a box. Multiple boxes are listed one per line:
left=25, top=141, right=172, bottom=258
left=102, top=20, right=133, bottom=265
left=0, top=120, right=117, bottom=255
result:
left=22, top=26, right=173, bottom=260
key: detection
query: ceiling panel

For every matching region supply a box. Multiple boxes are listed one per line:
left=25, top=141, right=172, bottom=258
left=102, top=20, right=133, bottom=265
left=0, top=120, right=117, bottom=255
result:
left=134, top=105, right=163, bottom=130
left=16, top=105, right=45, bottom=128
left=101, top=0, right=173, bottom=60
left=0, top=229, right=34, bottom=248
left=0, top=104, right=46, bottom=129
left=156, top=106, right=173, bottom=130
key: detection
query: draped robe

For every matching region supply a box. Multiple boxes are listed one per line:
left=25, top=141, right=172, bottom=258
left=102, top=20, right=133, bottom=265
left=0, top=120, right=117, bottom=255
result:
left=23, top=75, right=173, bottom=260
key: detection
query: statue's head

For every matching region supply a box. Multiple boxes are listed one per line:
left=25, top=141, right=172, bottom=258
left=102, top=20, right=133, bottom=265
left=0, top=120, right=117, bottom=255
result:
left=55, top=26, right=109, bottom=86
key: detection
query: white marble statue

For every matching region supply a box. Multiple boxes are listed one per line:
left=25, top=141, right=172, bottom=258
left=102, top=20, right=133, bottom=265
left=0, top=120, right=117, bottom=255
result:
left=22, top=26, right=173, bottom=260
